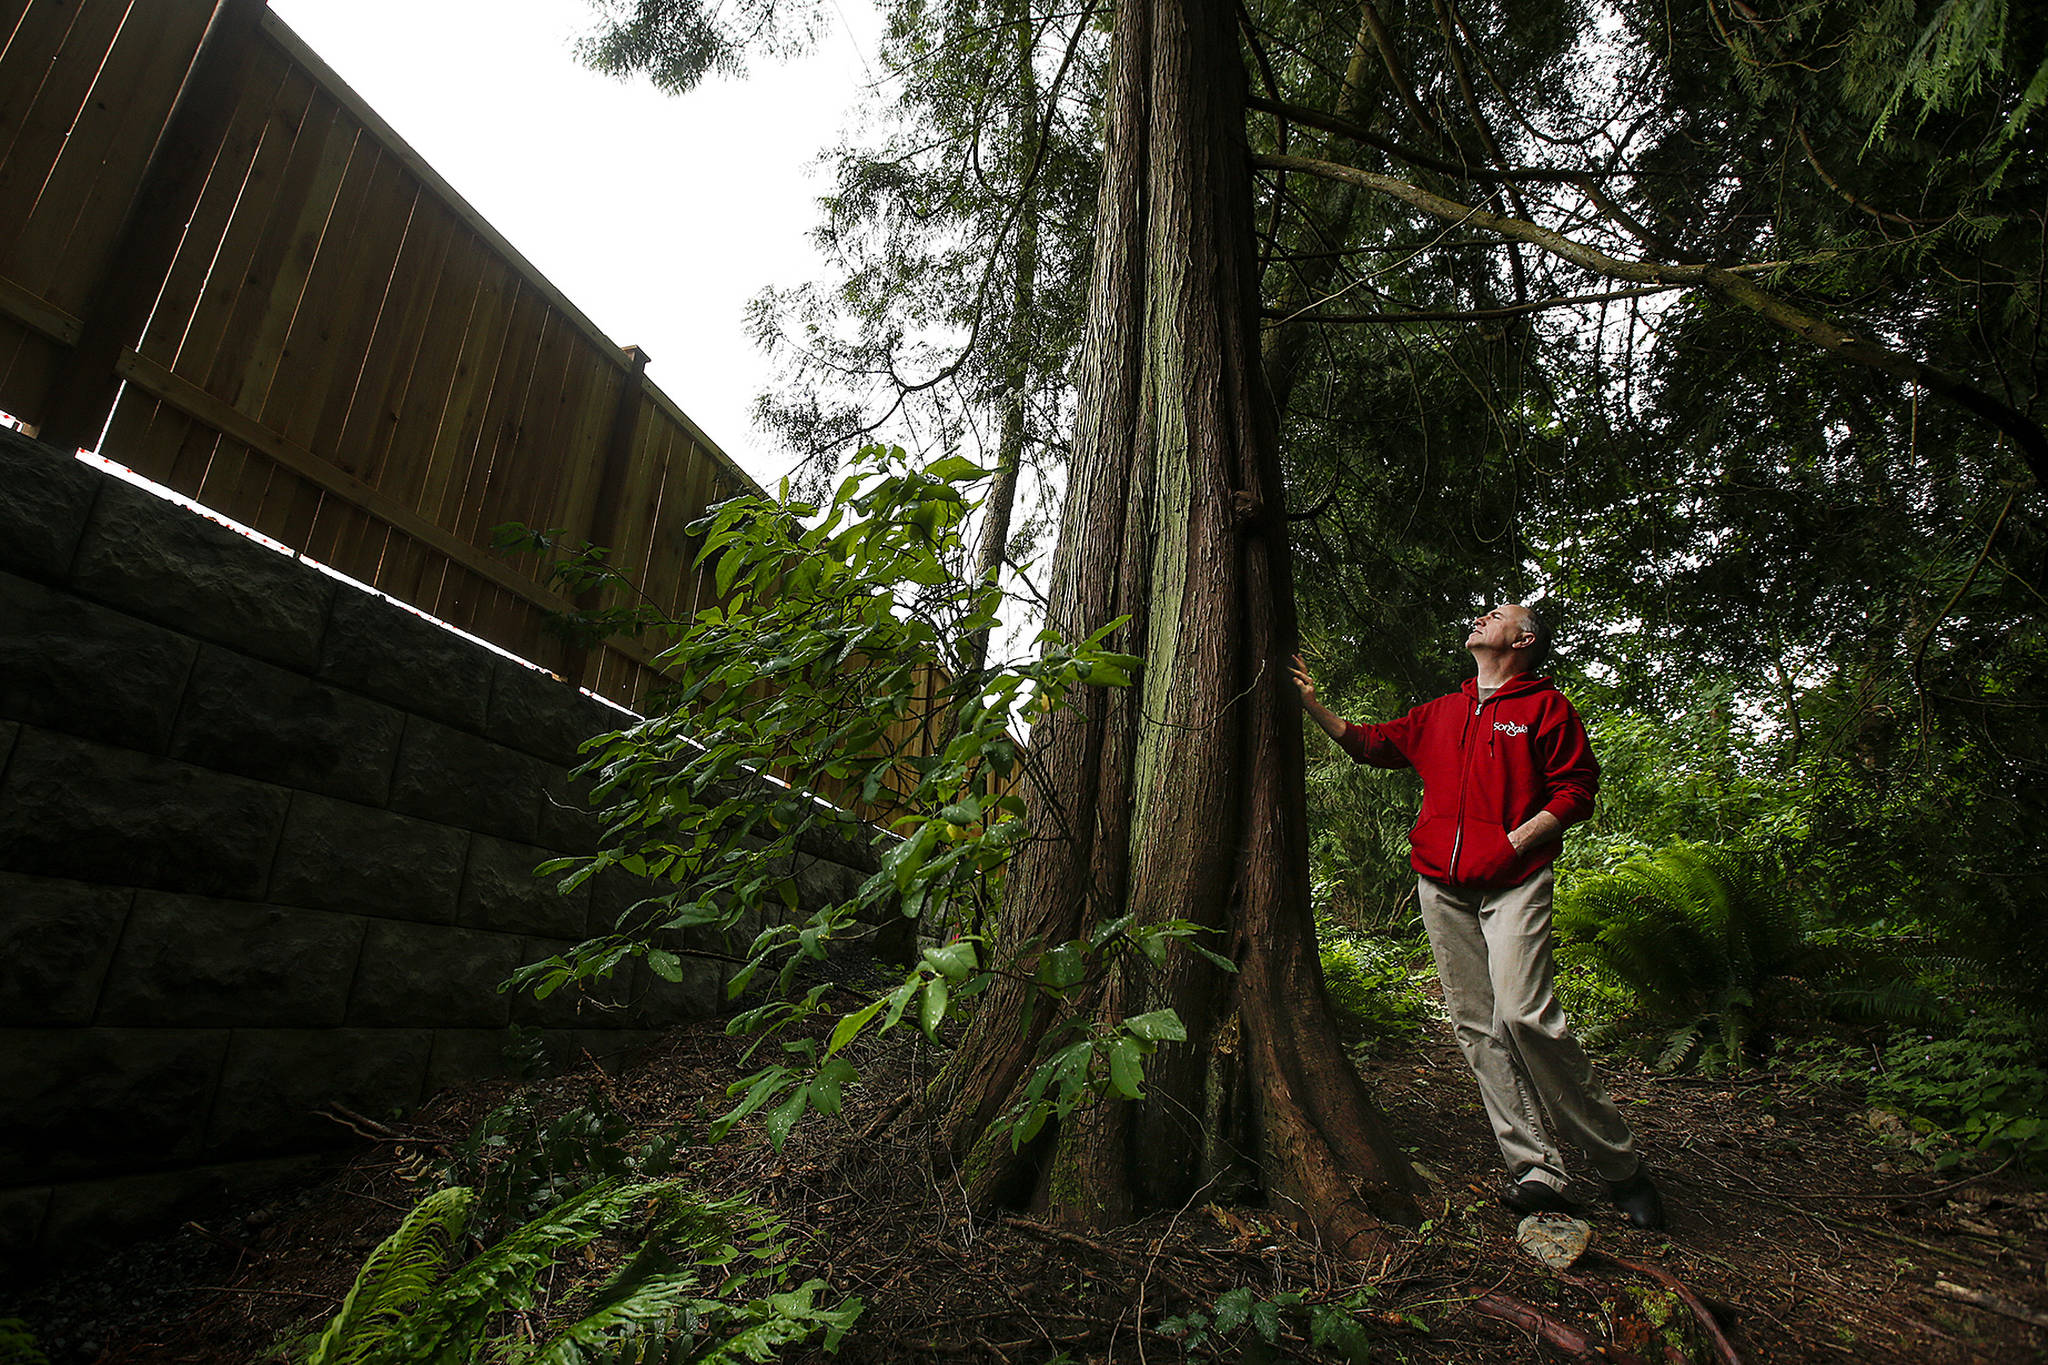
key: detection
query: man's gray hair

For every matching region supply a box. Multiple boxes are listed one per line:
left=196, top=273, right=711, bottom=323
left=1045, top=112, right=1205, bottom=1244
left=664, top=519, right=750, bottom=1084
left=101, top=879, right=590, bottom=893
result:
left=1517, top=603, right=1552, bottom=669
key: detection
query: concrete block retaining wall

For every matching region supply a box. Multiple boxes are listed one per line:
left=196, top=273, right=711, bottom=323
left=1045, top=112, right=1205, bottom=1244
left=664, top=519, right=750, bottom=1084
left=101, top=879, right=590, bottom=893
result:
left=0, top=428, right=872, bottom=1262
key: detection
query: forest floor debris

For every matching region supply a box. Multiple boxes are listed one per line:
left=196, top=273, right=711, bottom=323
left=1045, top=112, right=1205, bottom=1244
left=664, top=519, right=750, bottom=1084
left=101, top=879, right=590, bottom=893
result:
left=6, top=1004, right=2044, bottom=1364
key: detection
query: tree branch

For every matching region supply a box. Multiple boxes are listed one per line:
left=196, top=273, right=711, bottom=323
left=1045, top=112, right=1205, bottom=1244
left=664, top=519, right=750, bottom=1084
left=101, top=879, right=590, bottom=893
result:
left=1254, top=151, right=2048, bottom=488
left=1248, top=95, right=1603, bottom=186
left=1265, top=283, right=1684, bottom=324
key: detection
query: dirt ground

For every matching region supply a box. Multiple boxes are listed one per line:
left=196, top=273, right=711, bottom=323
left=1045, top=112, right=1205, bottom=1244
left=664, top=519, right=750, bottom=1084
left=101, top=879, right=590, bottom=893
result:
left=6, top=1001, right=2046, bottom=1364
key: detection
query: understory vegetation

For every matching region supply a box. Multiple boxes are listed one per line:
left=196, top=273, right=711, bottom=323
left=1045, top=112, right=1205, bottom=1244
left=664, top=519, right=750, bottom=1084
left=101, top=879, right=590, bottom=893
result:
left=284, top=1087, right=860, bottom=1365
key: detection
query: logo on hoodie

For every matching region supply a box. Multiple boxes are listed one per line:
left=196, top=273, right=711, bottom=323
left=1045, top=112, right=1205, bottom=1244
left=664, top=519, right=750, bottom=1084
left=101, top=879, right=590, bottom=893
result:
left=1493, top=720, right=1529, bottom=738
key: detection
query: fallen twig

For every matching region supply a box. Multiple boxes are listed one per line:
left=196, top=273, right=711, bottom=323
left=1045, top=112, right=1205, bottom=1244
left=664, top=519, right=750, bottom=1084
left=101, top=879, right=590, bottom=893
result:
left=316, top=1103, right=432, bottom=1144
left=856, top=1090, right=915, bottom=1144
left=1933, top=1278, right=2048, bottom=1330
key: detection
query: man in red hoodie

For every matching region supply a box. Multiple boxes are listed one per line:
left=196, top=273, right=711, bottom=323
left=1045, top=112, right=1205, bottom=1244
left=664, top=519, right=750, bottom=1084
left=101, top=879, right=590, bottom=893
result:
left=1291, top=604, right=1666, bottom=1230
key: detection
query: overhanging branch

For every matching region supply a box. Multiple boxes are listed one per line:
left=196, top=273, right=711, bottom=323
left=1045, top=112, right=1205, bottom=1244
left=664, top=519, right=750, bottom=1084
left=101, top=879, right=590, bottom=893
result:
left=1262, top=283, right=1683, bottom=324
left=1254, top=151, right=2048, bottom=489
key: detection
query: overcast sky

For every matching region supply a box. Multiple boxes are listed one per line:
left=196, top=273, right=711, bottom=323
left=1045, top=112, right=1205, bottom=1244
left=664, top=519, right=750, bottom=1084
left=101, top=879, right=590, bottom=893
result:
left=267, top=0, right=883, bottom=490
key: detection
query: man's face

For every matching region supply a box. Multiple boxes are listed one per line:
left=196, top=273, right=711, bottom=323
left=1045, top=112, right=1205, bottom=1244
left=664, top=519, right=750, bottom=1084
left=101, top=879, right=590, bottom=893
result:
left=1466, top=603, right=1533, bottom=654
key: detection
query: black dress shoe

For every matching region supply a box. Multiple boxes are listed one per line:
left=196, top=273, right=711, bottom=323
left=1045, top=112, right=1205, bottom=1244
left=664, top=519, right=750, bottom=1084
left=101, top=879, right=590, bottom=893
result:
left=1499, top=1177, right=1578, bottom=1217
left=1609, top=1166, right=1666, bottom=1230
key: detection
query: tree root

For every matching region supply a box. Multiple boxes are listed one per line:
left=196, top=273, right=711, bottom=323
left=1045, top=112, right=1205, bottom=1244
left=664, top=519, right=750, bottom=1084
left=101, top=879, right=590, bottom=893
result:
left=1474, top=1291, right=1650, bottom=1364
left=1933, top=1278, right=2048, bottom=1331
left=1594, top=1252, right=1751, bottom=1365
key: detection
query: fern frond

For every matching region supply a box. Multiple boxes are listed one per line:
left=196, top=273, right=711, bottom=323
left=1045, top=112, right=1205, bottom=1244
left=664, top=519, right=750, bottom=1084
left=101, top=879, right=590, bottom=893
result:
left=691, top=1283, right=864, bottom=1364
left=1824, top=978, right=1954, bottom=1029
left=409, top=1179, right=687, bottom=1358
left=1655, top=1021, right=1703, bottom=1074
left=530, top=1273, right=707, bottom=1365
left=303, top=1186, right=472, bottom=1365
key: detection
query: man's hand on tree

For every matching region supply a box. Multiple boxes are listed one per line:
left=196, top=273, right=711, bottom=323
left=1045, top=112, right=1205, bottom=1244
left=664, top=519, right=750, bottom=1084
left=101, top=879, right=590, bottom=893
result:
left=1290, top=655, right=1349, bottom=740
left=1289, top=653, right=1318, bottom=705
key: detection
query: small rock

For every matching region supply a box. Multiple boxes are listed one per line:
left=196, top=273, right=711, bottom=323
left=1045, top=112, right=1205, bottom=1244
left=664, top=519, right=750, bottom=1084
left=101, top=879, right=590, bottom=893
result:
left=1516, top=1213, right=1593, bottom=1271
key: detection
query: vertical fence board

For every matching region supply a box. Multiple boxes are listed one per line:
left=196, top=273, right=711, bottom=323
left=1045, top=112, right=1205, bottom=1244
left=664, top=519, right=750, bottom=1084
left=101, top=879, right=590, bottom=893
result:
left=97, top=35, right=284, bottom=472
left=150, top=66, right=316, bottom=494
left=128, top=36, right=290, bottom=367
left=319, top=192, right=457, bottom=580
left=469, top=314, right=584, bottom=655
left=251, top=134, right=393, bottom=547
left=0, top=328, right=57, bottom=429
left=0, top=3, right=92, bottom=170
left=412, top=252, right=513, bottom=534
left=8, top=0, right=217, bottom=311
left=369, top=231, right=490, bottom=601
left=189, top=76, right=349, bottom=523
left=0, top=0, right=129, bottom=263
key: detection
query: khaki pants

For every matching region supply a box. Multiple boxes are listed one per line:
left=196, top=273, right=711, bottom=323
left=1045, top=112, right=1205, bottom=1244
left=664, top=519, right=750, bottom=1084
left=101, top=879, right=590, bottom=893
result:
left=1417, top=869, right=1639, bottom=1190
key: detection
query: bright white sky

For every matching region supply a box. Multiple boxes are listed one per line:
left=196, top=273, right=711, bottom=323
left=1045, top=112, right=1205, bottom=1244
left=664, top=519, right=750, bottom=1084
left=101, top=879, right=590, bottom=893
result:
left=268, top=0, right=884, bottom=491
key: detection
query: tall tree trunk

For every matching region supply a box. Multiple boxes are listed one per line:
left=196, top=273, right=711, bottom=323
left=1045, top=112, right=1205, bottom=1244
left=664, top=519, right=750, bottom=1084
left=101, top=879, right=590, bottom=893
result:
left=930, top=0, right=1419, bottom=1254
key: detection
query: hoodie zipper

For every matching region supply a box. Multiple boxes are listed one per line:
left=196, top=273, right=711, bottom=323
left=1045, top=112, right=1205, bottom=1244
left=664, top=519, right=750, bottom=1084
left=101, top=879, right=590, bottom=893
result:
left=1449, top=692, right=1486, bottom=880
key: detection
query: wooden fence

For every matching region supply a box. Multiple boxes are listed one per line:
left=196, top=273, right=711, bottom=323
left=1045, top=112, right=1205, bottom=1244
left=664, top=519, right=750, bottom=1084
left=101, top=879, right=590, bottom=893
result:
left=0, top=0, right=759, bottom=710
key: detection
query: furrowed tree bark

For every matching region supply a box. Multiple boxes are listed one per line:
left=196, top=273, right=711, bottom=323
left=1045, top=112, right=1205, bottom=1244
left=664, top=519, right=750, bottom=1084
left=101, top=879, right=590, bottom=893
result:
left=930, top=0, right=1420, bottom=1253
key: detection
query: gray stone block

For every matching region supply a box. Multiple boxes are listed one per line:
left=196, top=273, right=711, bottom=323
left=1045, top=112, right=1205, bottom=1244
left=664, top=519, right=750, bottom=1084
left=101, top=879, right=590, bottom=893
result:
left=0, top=730, right=290, bottom=898
left=34, top=1154, right=328, bottom=1264
left=0, top=1184, right=51, bottom=1263
left=97, top=895, right=365, bottom=1027
left=536, top=767, right=602, bottom=854
left=390, top=717, right=545, bottom=842
left=0, top=571, right=198, bottom=751
left=168, top=645, right=402, bottom=804
left=793, top=812, right=883, bottom=874
left=587, top=866, right=666, bottom=936
left=459, top=835, right=586, bottom=938
left=0, top=872, right=132, bottom=1025
left=269, top=793, right=467, bottom=923
left=347, top=920, right=520, bottom=1027
left=792, top=853, right=866, bottom=911
left=70, top=478, right=332, bottom=669
left=621, top=951, right=724, bottom=1027
left=318, top=589, right=492, bottom=732
left=0, top=429, right=99, bottom=581
left=0, top=1028, right=230, bottom=1182
left=206, top=1028, right=432, bottom=1154
left=485, top=658, right=621, bottom=766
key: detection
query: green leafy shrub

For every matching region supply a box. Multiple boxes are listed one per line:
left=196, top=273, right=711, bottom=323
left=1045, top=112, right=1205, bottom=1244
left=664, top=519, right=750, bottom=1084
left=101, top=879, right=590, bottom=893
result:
left=504, top=446, right=1207, bottom=1156
left=1868, top=1010, right=2048, bottom=1169
left=1316, top=919, right=1430, bottom=1046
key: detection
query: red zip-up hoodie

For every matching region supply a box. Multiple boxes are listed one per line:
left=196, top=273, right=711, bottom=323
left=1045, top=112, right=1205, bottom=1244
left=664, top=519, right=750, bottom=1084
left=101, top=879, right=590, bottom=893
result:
left=1336, top=673, right=1599, bottom=890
